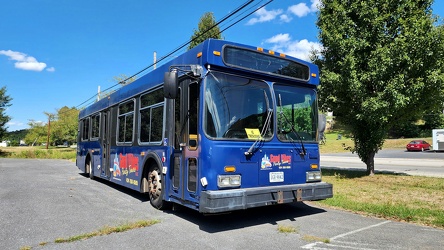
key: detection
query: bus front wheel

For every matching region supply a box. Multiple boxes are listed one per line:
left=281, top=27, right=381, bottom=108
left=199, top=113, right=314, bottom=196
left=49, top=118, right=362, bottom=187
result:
left=148, top=165, right=169, bottom=210
left=86, top=158, right=94, bottom=179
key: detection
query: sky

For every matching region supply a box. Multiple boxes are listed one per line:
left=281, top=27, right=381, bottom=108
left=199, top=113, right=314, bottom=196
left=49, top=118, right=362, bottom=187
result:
left=1, top=0, right=443, bottom=132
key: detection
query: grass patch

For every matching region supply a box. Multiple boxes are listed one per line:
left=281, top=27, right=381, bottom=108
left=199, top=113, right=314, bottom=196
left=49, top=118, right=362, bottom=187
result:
left=277, top=224, right=299, bottom=234
left=316, top=169, right=444, bottom=228
left=302, top=235, right=330, bottom=243
left=0, top=146, right=76, bottom=160
left=319, top=132, right=432, bottom=154
left=54, top=219, right=160, bottom=243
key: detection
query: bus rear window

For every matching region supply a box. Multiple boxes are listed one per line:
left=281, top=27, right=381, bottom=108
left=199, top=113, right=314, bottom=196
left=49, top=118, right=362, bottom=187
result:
left=223, top=46, right=310, bottom=81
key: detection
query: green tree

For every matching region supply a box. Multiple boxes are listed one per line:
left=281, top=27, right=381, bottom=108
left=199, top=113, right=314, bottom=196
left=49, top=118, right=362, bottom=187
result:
left=188, top=12, right=222, bottom=50
left=315, top=0, right=444, bottom=175
left=24, top=120, right=47, bottom=146
left=51, top=106, right=79, bottom=145
left=0, top=86, right=12, bottom=140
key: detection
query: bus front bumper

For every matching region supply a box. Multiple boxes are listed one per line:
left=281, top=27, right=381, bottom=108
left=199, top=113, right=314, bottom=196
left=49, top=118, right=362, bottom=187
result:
left=199, top=182, right=333, bottom=213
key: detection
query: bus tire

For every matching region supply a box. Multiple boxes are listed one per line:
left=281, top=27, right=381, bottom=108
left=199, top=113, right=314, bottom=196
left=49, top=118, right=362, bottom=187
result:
left=86, top=157, right=94, bottom=180
left=147, top=164, right=170, bottom=210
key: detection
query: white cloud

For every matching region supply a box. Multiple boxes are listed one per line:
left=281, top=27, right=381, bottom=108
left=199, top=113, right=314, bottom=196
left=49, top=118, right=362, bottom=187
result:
left=310, top=0, right=321, bottom=11
left=288, top=3, right=311, bottom=17
left=246, top=7, right=283, bottom=25
left=46, top=67, right=55, bottom=72
left=0, top=50, right=49, bottom=72
left=248, top=1, right=321, bottom=25
left=264, top=33, right=322, bottom=61
left=6, top=120, right=28, bottom=131
left=285, top=0, right=320, bottom=19
left=279, top=14, right=292, bottom=23
left=265, top=33, right=291, bottom=44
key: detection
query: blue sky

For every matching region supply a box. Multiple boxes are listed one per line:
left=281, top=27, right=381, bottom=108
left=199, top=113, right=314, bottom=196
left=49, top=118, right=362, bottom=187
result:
left=1, top=0, right=443, bottom=132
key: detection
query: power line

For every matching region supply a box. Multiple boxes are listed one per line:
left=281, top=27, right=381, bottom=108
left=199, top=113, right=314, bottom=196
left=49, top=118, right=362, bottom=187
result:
left=73, top=0, right=272, bottom=111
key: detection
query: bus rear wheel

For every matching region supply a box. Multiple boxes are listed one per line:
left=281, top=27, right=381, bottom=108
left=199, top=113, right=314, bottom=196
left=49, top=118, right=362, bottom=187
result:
left=148, top=165, right=169, bottom=210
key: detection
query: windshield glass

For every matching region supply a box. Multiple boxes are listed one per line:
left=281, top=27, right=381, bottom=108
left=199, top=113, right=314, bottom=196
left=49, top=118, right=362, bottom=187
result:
left=275, top=84, right=318, bottom=142
left=204, top=72, right=273, bottom=139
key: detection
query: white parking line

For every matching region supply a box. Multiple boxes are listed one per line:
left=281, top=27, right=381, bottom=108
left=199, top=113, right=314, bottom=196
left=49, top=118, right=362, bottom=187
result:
left=301, top=220, right=391, bottom=249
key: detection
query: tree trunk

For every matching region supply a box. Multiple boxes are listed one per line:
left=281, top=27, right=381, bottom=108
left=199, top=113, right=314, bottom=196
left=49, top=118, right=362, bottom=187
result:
left=365, top=151, right=376, bottom=176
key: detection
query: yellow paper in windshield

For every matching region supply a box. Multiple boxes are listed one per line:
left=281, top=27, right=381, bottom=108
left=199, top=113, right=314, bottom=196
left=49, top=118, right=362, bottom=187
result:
left=245, top=128, right=261, bottom=139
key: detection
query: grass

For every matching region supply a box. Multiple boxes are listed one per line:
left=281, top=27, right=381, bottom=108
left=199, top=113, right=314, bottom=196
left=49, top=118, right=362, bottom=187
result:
left=302, top=235, right=330, bottom=243
left=277, top=224, right=299, bottom=234
left=315, top=169, right=444, bottom=229
left=0, top=146, right=76, bottom=160
left=54, top=219, right=160, bottom=243
left=21, top=220, right=160, bottom=249
left=319, top=131, right=431, bottom=153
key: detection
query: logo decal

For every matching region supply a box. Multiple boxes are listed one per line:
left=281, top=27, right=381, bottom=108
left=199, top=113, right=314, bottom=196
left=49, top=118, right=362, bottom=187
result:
left=261, top=153, right=292, bottom=170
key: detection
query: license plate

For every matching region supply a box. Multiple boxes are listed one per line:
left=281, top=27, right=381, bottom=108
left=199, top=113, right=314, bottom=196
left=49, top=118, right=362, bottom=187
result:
left=269, top=172, right=284, bottom=182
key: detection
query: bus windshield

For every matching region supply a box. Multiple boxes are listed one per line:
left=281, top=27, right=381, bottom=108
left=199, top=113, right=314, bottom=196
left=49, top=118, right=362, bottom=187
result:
left=204, top=72, right=273, bottom=139
left=275, top=84, right=318, bottom=142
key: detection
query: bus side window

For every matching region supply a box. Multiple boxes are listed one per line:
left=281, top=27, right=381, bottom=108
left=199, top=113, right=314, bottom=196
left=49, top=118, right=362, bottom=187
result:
left=82, top=118, right=90, bottom=141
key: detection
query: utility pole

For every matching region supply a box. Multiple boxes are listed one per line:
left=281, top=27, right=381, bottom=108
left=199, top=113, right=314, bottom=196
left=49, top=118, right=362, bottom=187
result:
left=44, top=112, right=52, bottom=149
left=154, top=51, right=157, bottom=70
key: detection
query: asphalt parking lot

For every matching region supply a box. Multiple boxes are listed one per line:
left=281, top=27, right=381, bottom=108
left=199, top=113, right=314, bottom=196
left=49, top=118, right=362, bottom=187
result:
left=1, top=158, right=443, bottom=250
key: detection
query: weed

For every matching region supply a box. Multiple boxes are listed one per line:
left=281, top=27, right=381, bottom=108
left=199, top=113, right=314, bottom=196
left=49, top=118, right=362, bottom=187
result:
left=55, top=220, right=160, bottom=243
left=277, top=224, right=299, bottom=234
left=302, top=235, right=330, bottom=243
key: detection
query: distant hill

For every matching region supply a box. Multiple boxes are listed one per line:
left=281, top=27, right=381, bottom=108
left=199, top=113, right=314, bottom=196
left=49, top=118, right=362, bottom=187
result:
left=4, top=129, right=28, bottom=146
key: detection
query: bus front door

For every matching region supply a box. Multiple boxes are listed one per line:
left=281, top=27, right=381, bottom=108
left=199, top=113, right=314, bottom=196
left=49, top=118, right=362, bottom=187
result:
left=101, top=110, right=111, bottom=178
left=171, top=81, right=199, bottom=207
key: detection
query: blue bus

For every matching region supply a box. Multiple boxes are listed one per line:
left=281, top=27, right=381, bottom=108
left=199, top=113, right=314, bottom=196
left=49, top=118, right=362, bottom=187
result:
left=76, top=39, right=332, bottom=213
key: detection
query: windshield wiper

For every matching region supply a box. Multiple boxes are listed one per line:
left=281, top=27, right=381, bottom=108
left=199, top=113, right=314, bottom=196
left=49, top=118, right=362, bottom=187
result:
left=278, top=94, right=306, bottom=156
left=245, top=90, right=273, bottom=156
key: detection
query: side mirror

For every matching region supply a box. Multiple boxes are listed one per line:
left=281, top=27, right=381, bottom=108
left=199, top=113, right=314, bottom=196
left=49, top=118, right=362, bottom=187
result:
left=164, top=70, right=178, bottom=99
left=318, top=113, right=326, bottom=133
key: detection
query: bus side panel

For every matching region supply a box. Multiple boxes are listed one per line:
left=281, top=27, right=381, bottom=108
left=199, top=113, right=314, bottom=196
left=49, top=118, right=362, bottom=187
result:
left=107, top=146, right=167, bottom=192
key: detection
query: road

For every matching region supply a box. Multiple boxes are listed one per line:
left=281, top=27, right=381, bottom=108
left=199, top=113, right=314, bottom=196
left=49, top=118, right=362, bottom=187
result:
left=321, top=149, right=444, bottom=177
left=1, top=159, right=443, bottom=250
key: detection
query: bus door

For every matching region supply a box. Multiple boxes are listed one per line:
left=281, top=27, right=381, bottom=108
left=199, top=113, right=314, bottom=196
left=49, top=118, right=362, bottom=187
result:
left=100, top=110, right=111, bottom=178
left=171, top=81, right=199, bottom=204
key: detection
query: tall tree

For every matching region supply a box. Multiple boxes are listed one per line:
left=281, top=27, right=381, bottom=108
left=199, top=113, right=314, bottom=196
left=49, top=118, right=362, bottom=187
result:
left=188, top=12, right=222, bottom=50
left=0, top=86, right=12, bottom=140
left=51, top=106, right=79, bottom=145
left=315, top=0, right=444, bottom=175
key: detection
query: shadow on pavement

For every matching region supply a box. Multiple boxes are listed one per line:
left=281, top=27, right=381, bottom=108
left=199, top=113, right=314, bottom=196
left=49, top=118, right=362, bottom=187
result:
left=167, top=202, right=327, bottom=233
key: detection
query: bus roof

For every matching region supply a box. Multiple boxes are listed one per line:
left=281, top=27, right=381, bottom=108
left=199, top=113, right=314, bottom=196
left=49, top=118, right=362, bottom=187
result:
left=79, top=39, right=319, bottom=119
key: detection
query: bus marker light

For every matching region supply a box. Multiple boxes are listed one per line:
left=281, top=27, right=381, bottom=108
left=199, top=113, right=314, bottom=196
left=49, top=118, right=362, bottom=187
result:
left=197, top=52, right=202, bottom=58
left=311, top=73, right=317, bottom=78
left=257, top=47, right=264, bottom=52
left=311, top=164, right=318, bottom=169
left=141, top=152, right=145, bottom=156
left=279, top=53, right=285, bottom=58
left=224, top=166, right=236, bottom=172
left=213, top=51, right=221, bottom=56
left=269, top=50, right=275, bottom=55
left=162, top=166, right=167, bottom=174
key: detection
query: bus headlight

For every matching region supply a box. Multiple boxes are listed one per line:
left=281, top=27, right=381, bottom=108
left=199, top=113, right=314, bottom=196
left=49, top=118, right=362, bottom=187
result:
left=306, top=171, right=322, bottom=182
left=218, top=175, right=241, bottom=188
